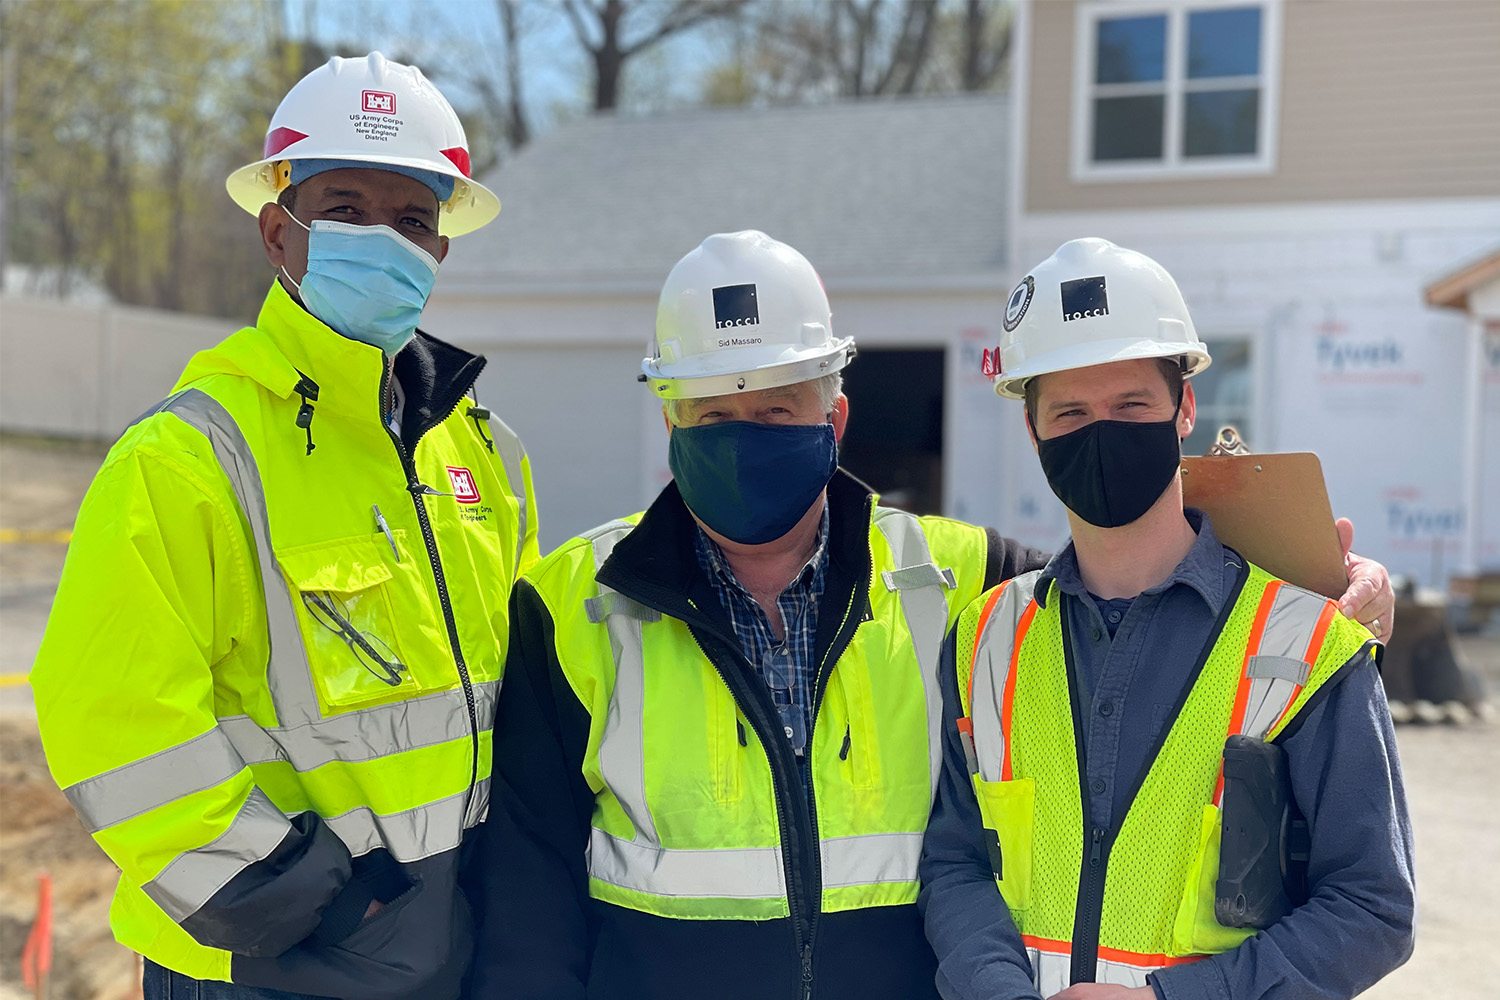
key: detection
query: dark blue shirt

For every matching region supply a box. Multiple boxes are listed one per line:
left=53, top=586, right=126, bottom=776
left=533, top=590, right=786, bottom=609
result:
left=918, top=510, right=1415, bottom=1000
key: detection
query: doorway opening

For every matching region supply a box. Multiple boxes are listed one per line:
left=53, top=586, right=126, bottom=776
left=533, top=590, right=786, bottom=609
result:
left=838, top=348, right=945, bottom=514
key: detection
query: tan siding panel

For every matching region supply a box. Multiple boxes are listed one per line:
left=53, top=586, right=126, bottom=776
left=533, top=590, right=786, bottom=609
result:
left=1026, top=0, right=1500, bottom=212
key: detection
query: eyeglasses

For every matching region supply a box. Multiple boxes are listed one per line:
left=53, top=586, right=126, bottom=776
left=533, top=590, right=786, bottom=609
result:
left=761, top=644, right=806, bottom=751
left=301, top=591, right=406, bottom=687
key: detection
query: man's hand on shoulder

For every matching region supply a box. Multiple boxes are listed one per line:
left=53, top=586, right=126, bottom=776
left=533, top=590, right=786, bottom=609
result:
left=1335, top=518, right=1395, bottom=643
left=1049, top=985, right=1154, bottom=999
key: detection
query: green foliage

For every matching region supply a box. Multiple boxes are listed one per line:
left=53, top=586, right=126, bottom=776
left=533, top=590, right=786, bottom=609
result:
left=1, top=0, right=313, bottom=319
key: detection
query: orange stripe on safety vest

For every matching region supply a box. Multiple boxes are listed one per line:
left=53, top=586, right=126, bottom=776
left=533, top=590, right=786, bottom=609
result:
left=1266, top=598, right=1338, bottom=737
left=1000, top=600, right=1038, bottom=782
left=1022, top=933, right=1071, bottom=954
left=967, top=582, right=1011, bottom=714
left=1021, top=935, right=1205, bottom=969
left=1214, top=581, right=1282, bottom=806
left=1096, top=944, right=1206, bottom=968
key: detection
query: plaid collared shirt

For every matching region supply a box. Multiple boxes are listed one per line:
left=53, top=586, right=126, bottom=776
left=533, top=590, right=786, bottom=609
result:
left=693, top=508, right=830, bottom=758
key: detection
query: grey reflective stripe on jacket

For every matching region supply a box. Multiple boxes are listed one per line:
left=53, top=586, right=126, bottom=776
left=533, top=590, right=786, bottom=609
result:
left=479, top=407, right=531, bottom=576
left=581, top=507, right=955, bottom=903
left=66, top=388, right=496, bottom=924
left=871, top=506, right=954, bottom=813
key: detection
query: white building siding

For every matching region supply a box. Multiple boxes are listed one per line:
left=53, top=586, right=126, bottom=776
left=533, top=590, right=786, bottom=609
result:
left=1012, top=198, right=1500, bottom=584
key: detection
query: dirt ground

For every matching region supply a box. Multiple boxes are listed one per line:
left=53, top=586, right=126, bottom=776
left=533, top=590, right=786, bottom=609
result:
left=1, top=434, right=1496, bottom=999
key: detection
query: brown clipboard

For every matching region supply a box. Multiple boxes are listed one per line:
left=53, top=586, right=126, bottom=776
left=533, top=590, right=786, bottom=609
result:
left=1180, top=451, right=1349, bottom=600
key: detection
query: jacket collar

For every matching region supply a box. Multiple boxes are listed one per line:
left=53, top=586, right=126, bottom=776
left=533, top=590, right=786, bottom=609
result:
left=177, top=280, right=486, bottom=438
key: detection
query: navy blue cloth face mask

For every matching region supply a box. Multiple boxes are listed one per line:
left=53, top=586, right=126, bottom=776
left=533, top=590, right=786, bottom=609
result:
left=668, top=420, right=839, bottom=545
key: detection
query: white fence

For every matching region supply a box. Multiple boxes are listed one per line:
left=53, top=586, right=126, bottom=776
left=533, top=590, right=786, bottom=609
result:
left=0, top=296, right=237, bottom=439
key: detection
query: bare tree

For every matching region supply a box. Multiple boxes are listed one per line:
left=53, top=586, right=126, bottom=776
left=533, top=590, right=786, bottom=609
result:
left=561, top=0, right=740, bottom=111
left=498, top=0, right=531, bottom=146
left=826, top=0, right=939, bottom=98
left=960, top=0, right=1009, bottom=92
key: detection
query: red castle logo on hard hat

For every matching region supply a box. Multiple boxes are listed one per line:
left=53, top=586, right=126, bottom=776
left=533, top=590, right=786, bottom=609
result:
left=982, top=347, right=1002, bottom=378
left=362, top=90, right=397, bottom=115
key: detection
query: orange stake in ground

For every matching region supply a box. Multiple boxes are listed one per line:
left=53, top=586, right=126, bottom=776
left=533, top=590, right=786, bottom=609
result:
left=20, top=872, right=53, bottom=999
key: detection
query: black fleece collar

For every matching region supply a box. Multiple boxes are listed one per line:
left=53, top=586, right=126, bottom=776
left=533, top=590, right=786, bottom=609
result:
left=392, top=328, right=487, bottom=452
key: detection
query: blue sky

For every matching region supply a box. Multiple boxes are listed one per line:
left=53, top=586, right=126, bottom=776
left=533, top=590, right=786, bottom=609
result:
left=281, top=0, right=734, bottom=134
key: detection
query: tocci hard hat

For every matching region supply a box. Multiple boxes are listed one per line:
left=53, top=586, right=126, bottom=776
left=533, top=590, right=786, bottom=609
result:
left=226, top=52, right=500, bottom=237
left=992, top=237, right=1210, bottom=399
left=642, top=231, right=855, bottom=400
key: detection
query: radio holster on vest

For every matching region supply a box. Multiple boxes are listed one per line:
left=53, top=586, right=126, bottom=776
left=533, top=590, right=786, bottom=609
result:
left=1216, top=734, right=1310, bottom=928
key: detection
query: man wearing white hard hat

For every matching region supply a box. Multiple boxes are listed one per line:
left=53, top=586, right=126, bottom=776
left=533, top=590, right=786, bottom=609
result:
left=467, top=233, right=1393, bottom=999
left=919, top=239, right=1413, bottom=1000
left=33, top=53, right=535, bottom=1000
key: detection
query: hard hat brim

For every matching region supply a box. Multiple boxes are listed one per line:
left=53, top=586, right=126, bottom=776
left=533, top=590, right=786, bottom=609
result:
left=226, top=154, right=500, bottom=238
left=642, top=338, right=855, bottom=400
left=993, top=337, right=1211, bottom=399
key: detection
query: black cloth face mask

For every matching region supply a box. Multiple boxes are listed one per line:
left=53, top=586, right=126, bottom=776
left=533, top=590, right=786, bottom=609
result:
left=1034, top=399, right=1183, bottom=528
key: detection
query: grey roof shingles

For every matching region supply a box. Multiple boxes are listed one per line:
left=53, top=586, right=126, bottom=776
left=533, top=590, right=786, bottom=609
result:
left=441, top=94, right=1009, bottom=290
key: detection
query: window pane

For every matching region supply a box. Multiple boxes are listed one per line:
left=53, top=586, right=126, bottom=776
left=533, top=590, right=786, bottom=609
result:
left=1183, top=89, right=1259, bottom=156
left=1093, top=95, right=1165, bottom=161
left=1096, top=15, right=1167, bottom=84
left=1187, top=7, right=1262, bottom=79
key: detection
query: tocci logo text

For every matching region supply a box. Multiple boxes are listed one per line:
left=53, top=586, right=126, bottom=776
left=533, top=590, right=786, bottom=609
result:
left=713, top=283, right=760, bottom=330
left=362, top=90, right=397, bottom=114
left=1060, top=275, right=1109, bottom=322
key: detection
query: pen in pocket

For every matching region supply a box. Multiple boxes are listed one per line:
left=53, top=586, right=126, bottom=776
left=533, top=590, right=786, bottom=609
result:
left=373, top=505, right=400, bottom=561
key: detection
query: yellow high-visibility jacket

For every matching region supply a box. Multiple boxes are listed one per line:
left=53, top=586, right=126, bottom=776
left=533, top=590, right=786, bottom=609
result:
left=32, top=281, right=537, bottom=1000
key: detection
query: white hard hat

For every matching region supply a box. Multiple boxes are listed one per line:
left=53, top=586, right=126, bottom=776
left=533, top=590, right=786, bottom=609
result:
left=226, top=52, right=500, bottom=237
left=643, top=231, right=855, bottom=400
left=992, top=237, right=1210, bottom=399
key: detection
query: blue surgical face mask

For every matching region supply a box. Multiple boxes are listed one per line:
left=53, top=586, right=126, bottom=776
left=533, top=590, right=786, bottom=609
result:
left=668, top=420, right=839, bottom=545
left=281, top=213, right=439, bottom=356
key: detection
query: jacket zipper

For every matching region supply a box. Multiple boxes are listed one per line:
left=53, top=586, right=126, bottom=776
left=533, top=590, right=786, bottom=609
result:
left=681, top=609, right=815, bottom=998
left=381, top=365, right=482, bottom=820
left=1062, top=612, right=1107, bottom=985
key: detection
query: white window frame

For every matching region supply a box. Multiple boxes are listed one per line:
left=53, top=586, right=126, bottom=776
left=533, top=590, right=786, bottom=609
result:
left=1071, top=0, right=1282, bottom=183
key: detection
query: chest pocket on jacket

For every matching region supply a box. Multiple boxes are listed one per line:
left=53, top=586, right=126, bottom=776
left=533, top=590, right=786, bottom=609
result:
left=277, top=533, right=420, bottom=710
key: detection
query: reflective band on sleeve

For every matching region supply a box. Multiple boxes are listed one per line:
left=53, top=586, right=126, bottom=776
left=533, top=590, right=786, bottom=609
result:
left=584, top=592, right=662, bottom=624
left=820, top=831, right=924, bottom=888
left=1246, top=655, right=1311, bottom=686
left=216, top=681, right=496, bottom=770
left=141, top=787, right=290, bottom=922
left=483, top=411, right=531, bottom=575
left=881, top=564, right=957, bottom=592
left=321, top=780, right=484, bottom=862
left=64, top=727, right=247, bottom=834
left=588, top=828, right=784, bottom=899
left=872, top=509, right=952, bottom=807
left=138, top=390, right=321, bottom=725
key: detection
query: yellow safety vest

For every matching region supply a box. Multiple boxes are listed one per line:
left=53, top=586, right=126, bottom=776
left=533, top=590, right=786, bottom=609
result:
left=32, top=282, right=538, bottom=982
left=954, top=564, right=1374, bottom=993
left=526, top=507, right=988, bottom=919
